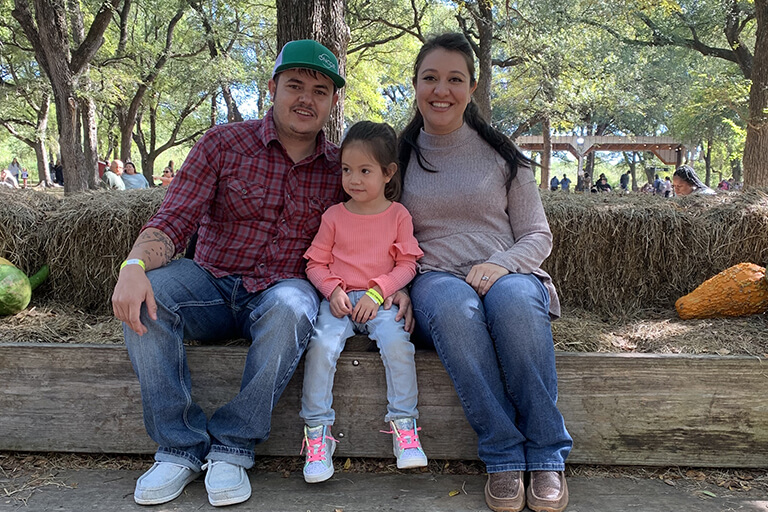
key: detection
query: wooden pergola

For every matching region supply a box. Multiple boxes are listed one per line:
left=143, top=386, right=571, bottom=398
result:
left=515, top=135, right=686, bottom=177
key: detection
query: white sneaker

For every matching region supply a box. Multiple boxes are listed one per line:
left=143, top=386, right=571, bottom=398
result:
left=134, top=461, right=200, bottom=505
left=203, top=461, right=251, bottom=507
left=387, top=418, right=428, bottom=469
left=301, top=425, right=338, bottom=483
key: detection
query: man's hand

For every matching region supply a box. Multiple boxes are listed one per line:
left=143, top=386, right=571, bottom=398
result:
left=329, top=287, right=352, bottom=318
left=112, top=265, right=157, bottom=336
left=383, top=288, right=414, bottom=333
left=352, top=294, right=379, bottom=323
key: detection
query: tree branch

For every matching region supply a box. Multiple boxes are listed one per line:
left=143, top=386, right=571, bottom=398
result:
left=70, top=0, right=122, bottom=74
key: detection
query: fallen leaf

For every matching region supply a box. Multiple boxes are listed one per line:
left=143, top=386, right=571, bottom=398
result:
left=344, top=458, right=351, bottom=470
left=663, top=479, right=676, bottom=486
left=448, top=490, right=460, bottom=497
left=700, top=490, right=717, bottom=498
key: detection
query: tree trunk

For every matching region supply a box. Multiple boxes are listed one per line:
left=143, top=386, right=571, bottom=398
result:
left=276, top=0, right=348, bottom=144
left=743, top=0, right=768, bottom=187
left=704, top=137, right=713, bottom=187
left=474, top=0, right=493, bottom=122
left=35, top=93, right=52, bottom=185
left=540, top=117, right=552, bottom=190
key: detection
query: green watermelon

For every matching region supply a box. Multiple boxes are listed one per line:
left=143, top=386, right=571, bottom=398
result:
left=0, top=263, right=50, bottom=316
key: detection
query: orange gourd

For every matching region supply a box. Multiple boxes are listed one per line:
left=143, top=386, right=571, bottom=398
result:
left=675, top=263, right=768, bottom=319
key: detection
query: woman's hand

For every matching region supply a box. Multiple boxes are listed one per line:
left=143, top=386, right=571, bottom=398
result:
left=466, top=263, right=509, bottom=296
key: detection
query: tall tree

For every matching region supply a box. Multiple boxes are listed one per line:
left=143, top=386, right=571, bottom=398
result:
left=12, top=0, right=121, bottom=194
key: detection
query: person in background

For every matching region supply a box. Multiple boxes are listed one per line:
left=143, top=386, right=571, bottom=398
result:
left=549, top=175, right=559, bottom=191
left=399, top=32, right=571, bottom=512
left=102, top=159, right=126, bottom=190
left=594, top=176, right=612, bottom=193
left=0, top=169, right=19, bottom=188
left=619, top=171, right=630, bottom=192
left=20, top=168, right=28, bottom=188
left=560, top=173, right=571, bottom=192
left=54, top=160, right=64, bottom=186
left=7, top=158, right=21, bottom=181
left=122, top=161, right=150, bottom=189
left=111, top=39, right=351, bottom=508
left=153, top=167, right=175, bottom=187
left=664, top=176, right=673, bottom=197
left=672, top=165, right=715, bottom=196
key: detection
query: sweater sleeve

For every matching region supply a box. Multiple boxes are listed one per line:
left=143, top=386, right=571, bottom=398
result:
left=369, top=209, right=423, bottom=298
left=487, top=164, right=553, bottom=273
left=304, top=212, right=345, bottom=299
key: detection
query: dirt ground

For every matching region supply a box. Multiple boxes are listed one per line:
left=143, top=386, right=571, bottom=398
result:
left=1, top=451, right=767, bottom=507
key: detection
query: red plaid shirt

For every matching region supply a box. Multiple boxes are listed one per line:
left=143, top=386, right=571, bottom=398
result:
left=144, top=108, right=343, bottom=293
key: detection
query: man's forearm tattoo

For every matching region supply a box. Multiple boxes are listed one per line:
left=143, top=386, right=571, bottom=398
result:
left=134, top=230, right=175, bottom=267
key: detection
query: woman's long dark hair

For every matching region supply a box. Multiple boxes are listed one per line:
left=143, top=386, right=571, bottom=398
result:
left=673, top=165, right=708, bottom=190
left=398, top=33, right=530, bottom=189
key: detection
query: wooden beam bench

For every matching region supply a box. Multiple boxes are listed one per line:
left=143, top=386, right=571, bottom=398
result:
left=1, top=340, right=767, bottom=468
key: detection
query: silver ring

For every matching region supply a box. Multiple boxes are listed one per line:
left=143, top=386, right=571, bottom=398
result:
left=481, top=276, right=489, bottom=281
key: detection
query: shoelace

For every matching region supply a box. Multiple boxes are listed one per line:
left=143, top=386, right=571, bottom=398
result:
left=380, top=422, right=422, bottom=450
left=301, top=432, right=338, bottom=463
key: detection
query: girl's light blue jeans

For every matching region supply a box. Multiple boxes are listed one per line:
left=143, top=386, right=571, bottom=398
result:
left=123, top=258, right=319, bottom=472
left=410, top=271, right=572, bottom=473
left=300, top=290, right=418, bottom=425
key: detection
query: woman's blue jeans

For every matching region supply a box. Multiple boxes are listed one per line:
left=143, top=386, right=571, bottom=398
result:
left=410, top=271, right=572, bottom=473
left=123, top=259, right=319, bottom=472
left=300, top=291, right=418, bottom=426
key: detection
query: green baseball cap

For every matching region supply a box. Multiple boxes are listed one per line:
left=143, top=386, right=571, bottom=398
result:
left=272, top=40, right=345, bottom=88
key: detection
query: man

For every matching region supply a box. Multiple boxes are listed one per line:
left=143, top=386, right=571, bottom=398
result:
left=112, top=40, right=348, bottom=507
left=549, top=174, right=559, bottom=191
left=620, top=171, right=630, bottom=192
left=560, top=173, right=571, bottom=192
left=102, top=159, right=126, bottom=190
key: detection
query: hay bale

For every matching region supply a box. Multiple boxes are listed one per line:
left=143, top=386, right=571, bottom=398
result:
left=45, top=188, right=166, bottom=314
left=541, top=189, right=768, bottom=315
left=2, top=187, right=768, bottom=317
left=0, top=188, right=61, bottom=277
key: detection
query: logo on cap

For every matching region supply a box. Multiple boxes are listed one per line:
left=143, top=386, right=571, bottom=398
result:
left=318, top=54, right=335, bottom=70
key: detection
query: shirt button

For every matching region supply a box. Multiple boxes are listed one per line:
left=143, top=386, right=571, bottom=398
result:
left=281, top=219, right=286, bottom=223
left=259, top=263, right=265, bottom=268
left=272, top=239, right=277, bottom=244
left=241, top=189, right=247, bottom=194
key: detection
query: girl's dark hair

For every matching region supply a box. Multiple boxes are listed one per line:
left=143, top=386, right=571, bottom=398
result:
left=397, top=32, right=530, bottom=189
left=674, top=165, right=707, bottom=190
left=341, top=121, right=401, bottom=201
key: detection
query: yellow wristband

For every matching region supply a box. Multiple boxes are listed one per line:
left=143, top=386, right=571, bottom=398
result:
left=365, top=288, right=383, bottom=306
left=120, top=258, right=146, bottom=271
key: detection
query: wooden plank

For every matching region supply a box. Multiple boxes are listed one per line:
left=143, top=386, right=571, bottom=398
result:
left=0, top=343, right=766, bottom=467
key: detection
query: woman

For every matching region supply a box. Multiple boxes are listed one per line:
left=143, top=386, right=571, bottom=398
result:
left=153, top=167, right=174, bottom=187
left=399, top=33, right=572, bottom=512
left=122, top=161, right=150, bottom=189
left=672, top=165, right=715, bottom=196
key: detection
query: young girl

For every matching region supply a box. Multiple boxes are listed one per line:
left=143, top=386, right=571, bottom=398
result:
left=300, top=121, right=427, bottom=484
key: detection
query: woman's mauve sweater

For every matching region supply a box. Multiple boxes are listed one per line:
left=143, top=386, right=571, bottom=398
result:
left=401, top=122, right=560, bottom=317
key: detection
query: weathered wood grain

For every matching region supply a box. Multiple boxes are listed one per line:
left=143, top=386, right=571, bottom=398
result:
left=1, top=342, right=766, bottom=467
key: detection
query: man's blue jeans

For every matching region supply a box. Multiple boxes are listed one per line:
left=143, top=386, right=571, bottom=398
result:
left=410, top=271, right=572, bottom=473
left=124, top=259, right=319, bottom=472
left=300, top=290, right=418, bottom=426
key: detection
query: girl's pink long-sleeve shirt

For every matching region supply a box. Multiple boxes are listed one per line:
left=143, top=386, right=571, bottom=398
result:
left=304, top=202, right=423, bottom=300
